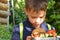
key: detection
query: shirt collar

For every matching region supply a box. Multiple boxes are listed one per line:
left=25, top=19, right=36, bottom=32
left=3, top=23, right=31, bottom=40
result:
left=24, top=18, right=48, bottom=32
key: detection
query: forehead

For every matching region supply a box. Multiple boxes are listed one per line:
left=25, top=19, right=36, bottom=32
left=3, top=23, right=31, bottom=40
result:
left=29, top=10, right=46, bottom=17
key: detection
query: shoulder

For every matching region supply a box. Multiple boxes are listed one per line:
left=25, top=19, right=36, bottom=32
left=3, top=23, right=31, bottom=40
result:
left=12, top=24, right=20, bottom=40
left=47, top=23, right=55, bottom=30
left=13, top=24, right=19, bottom=32
left=13, top=22, right=25, bottom=32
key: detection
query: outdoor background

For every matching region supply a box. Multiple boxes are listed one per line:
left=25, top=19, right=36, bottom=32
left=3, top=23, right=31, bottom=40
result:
left=0, top=0, right=60, bottom=40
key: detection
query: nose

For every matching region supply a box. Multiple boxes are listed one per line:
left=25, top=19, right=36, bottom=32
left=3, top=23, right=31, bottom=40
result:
left=36, top=18, right=40, bottom=23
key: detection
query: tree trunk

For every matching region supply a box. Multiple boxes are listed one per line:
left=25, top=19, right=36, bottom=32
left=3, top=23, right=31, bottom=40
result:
left=0, top=0, right=7, bottom=4
left=0, top=10, right=10, bottom=18
left=0, top=17, right=7, bottom=24
left=0, top=2, right=8, bottom=11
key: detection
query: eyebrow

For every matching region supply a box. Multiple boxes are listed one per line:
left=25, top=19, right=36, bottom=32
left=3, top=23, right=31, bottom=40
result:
left=31, top=15, right=45, bottom=18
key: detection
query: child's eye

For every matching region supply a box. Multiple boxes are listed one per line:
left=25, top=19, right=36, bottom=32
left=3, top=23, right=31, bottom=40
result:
left=40, top=15, right=45, bottom=18
left=40, top=17, right=43, bottom=18
left=32, top=17, right=37, bottom=19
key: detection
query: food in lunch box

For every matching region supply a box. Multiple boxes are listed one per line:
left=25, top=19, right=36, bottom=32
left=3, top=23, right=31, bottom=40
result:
left=31, top=28, right=46, bottom=38
left=47, top=30, right=57, bottom=37
left=31, top=28, right=56, bottom=38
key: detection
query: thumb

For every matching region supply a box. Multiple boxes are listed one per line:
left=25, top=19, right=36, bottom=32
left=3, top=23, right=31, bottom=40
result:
left=26, top=36, right=32, bottom=40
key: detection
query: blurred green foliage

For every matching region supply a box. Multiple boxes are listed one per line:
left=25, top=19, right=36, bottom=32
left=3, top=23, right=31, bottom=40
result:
left=0, top=24, right=13, bottom=40
left=14, top=0, right=26, bottom=24
left=46, top=0, right=60, bottom=35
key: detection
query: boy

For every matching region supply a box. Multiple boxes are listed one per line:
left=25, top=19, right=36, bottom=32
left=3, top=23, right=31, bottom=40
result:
left=11, top=0, right=56, bottom=40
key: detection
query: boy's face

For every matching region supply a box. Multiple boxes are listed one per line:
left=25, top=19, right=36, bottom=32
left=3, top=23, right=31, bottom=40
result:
left=24, top=8, right=46, bottom=28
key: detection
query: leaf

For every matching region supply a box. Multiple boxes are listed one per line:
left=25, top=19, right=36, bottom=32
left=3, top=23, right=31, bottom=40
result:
left=50, top=15, right=56, bottom=19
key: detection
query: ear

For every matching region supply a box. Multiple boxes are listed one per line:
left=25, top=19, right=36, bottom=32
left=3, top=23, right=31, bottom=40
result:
left=24, top=8, right=28, bottom=15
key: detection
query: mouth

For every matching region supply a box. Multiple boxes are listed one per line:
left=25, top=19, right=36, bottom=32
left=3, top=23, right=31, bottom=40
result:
left=33, top=24, right=40, bottom=26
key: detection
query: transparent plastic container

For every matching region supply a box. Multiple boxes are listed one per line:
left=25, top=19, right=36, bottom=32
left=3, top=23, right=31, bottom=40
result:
left=57, top=36, right=60, bottom=40
left=32, top=37, right=57, bottom=40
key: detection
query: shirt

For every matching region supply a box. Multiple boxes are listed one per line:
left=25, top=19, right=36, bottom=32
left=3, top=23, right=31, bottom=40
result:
left=11, top=19, right=55, bottom=40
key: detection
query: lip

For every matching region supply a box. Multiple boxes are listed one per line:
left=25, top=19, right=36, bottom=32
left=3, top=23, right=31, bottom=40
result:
left=34, top=24, right=40, bottom=26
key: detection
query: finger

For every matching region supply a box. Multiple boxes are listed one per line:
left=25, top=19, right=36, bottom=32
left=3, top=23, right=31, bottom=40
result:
left=26, top=36, right=32, bottom=40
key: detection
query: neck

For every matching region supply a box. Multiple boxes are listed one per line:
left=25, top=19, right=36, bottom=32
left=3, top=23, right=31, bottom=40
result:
left=32, top=25, right=41, bottom=29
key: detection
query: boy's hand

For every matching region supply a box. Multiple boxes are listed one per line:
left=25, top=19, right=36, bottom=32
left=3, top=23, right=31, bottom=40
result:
left=26, top=36, right=32, bottom=40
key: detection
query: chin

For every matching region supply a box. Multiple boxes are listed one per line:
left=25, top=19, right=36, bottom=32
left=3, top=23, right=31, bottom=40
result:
left=34, top=26, right=40, bottom=28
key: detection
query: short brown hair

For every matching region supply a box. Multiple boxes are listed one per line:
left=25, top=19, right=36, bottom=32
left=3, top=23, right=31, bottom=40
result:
left=25, top=0, right=48, bottom=11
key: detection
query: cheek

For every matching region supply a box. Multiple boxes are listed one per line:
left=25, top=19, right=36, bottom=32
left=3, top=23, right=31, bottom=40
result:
left=41, top=18, right=45, bottom=22
left=40, top=19, right=44, bottom=24
left=28, top=18, right=35, bottom=24
left=29, top=19, right=35, bottom=23
left=37, top=18, right=45, bottom=24
left=41, top=18, right=45, bottom=21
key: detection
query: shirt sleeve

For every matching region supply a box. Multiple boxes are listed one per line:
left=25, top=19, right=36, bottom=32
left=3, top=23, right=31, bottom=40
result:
left=11, top=25, right=20, bottom=40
